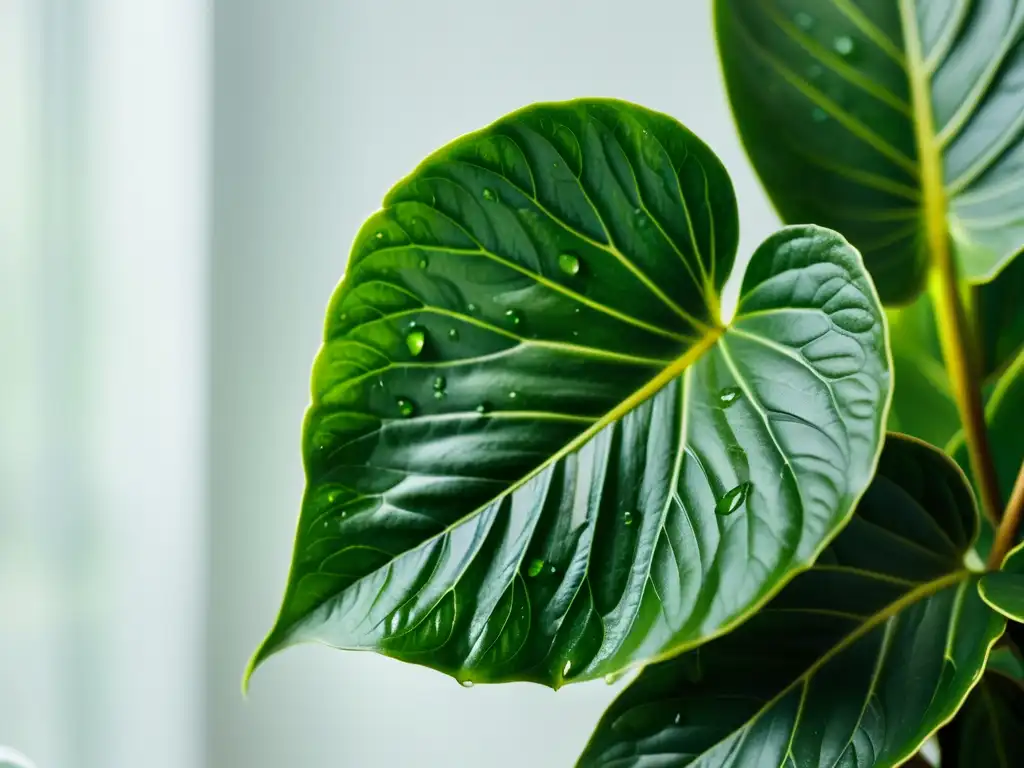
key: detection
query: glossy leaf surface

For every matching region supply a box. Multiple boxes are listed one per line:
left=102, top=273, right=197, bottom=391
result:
left=938, top=669, right=1024, bottom=768
left=247, top=100, right=891, bottom=688
left=980, top=541, right=1024, bottom=622
left=717, top=0, right=1024, bottom=303
left=579, top=436, right=1003, bottom=767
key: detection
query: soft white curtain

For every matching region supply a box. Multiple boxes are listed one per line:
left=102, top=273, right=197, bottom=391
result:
left=0, top=2, right=208, bottom=766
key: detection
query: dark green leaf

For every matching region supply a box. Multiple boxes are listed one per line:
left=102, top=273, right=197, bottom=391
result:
left=981, top=541, right=1024, bottom=623
left=246, top=99, right=891, bottom=689
left=716, top=0, right=1024, bottom=303
left=579, top=435, right=1004, bottom=768
left=938, top=669, right=1024, bottom=768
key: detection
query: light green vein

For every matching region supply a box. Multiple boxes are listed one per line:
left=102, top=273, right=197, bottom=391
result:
left=733, top=17, right=919, bottom=176
left=763, top=4, right=912, bottom=115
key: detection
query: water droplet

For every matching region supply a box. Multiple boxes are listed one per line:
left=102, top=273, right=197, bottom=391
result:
left=833, top=36, right=855, bottom=58
left=674, top=713, right=682, bottom=725
left=396, top=397, right=416, bottom=418
left=552, top=161, right=560, bottom=169
left=715, top=482, right=753, bottom=516
left=794, top=11, right=814, bottom=30
left=467, top=302, right=478, bottom=313
left=562, top=660, right=572, bottom=676
left=604, top=669, right=628, bottom=685
left=476, top=402, right=492, bottom=414
left=375, top=231, right=384, bottom=240
left=327, top=491, right=338, bottom=503
left=448, top=328, right=460, bottom=340
left=573, top=307, right=581, bottom=314
left=812, top=107, right=828, bottom=123
left=571, top=331, right=579, bottom=337
left=433, top=376, right=446, bottom=390
left=508, top=390, right=518, bottom=400
left=558, top=252, right=581, bottom=276
left=807, top=64, right=823, bottom=80
left=460, top=680, right=475, bottom=688
left=340, top=311, right=348, bottom=321
left=623, top=510, right=634, bottom=526
left=548, top=564, right=557, bottom=574
left=527, top=558, right=545, bottom=577
left=405, top=326, right=426, bottom=356
left=504, top=309, right=522, bottom=326
left=433, top=390, right=446, bottom=400
left=718, top=386, right=742, bottom=407
left=482, top=188, right=498, bottom=202
left=418, top=257, right=428, bottom=269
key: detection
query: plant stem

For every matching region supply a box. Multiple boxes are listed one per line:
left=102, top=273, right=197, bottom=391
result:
left=899, top=0, right=1002, bottom=527
left=988, top=461, right=1024, bottom=568
left=929, top=268, right=1002, bottom=528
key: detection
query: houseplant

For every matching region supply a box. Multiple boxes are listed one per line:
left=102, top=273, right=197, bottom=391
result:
left=247, top=4, right=1024, bottom=765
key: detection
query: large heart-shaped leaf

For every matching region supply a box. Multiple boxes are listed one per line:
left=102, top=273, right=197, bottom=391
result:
left=938, top=668, right=1024, bottom=767
left=716, top=0, right=1024, bottom=303
left=579, top=435, right=1004, bottom=767
left=245, top=100, right=890, bottom=689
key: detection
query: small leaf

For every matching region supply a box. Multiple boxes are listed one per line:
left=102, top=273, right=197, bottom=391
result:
left=938, top=670, right=1024, bottom=768
left=579, top=436, right=1004, bottom=768
left=980, top=541, right=1024, bottom=622
left=716, top=1, right=1024, bottom=303
left=247, top=99, right=891, bottom=690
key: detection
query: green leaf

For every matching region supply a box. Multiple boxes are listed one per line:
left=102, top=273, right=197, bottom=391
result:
left=938, top=670, right=1024, bottom=768
left=579, top=435, right=1004, bottom=768
left=952, top=347, right=1024, bottom=514
left=886, top=295, right=959, bottom=447
left=246, top=99, right=892, bottom=689
left=716, top=0, right=1024, bottom=304
left=980, top=541, right=1024, bottom=623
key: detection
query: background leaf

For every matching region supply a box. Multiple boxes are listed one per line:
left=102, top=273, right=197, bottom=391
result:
left=579, top=435, right=1004, bottom=768
left=938, top=668, right=1024, bottom=768
left=247, top=100, right=891, bottom=689
left=716, top=0, right=1024, bottom=303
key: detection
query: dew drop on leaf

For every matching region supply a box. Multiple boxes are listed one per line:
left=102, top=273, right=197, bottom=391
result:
left=396, top=397, right=416, bottom=418
left=715, top=482, right=753, bottom=516
left=433, top=376, right=446, bottom=391
left=505, top=308, right=522, bottom=326
left=374, top=231, right=384, bottom=240
left=460, top=680, right=474, bottom=688
left=481, top=188, right=498, bottom=202
left=718, top=386, right=742, bottom=407
left=558, top=252, right=581, bottom=276
left=562, top=660, right=572, bottom=676
left=418, top=257, right=428, bottom=269
left=674, top=713, right=682, bottom=725
left=467, top=302, right=478, bottom=313
left=793, top=11, right=814, bottom=30
left=508, top=390, right=518, bottom=400
left=833, top=36, right=856, bottom=57
left=448, top=328, right=460, bottom=341
left=623, top=510, right=634, bottom=526
left=476, top=402, right=492, bottom=414
left=527, top=558, right=545, bottom=577
left=405, top=326, right=426, bottom=356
